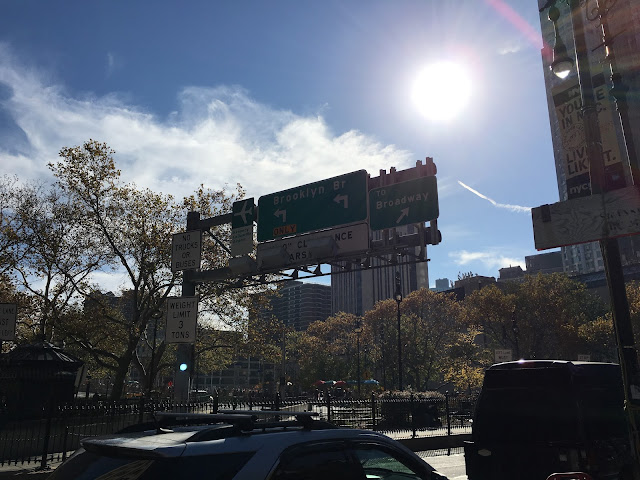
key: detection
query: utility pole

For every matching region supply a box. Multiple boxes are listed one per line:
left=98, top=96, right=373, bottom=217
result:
left=548, top=0, right=640, bottom=466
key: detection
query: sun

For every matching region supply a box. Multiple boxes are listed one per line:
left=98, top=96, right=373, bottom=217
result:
left=411, top=61, right=473, bottom=123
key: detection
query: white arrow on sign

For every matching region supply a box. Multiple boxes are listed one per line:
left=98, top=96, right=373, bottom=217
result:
left=396, top=208, right=409, bottom=224
left=274, top=208, right=286, bottom=223
left=334, top=194, right=349, bottom=208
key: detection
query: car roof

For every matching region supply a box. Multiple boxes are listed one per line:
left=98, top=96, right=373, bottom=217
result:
left=80, top=411, right=421, bottom=462
left=488, top=360, right=619, bottom=370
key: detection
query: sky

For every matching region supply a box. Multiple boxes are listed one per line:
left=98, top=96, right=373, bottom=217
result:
left=0, top=0, right=561, bottom=289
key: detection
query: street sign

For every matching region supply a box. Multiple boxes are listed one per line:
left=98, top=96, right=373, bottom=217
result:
left=166, top=296, right=198, bottom=344
left=257, top=223, right=370, bottom=271
left=0, top=303, right=17, bottom=341
left=495, top=349, right=513, bottom=363
left=369, top=176, right=439, bottom=230
left=257, top=170, right=367, bottom=242
left=171, top=230, right=202, bottom=272
left=231, top=198, right=254, bottom=256
left=532, top=185, right=640, bottom=250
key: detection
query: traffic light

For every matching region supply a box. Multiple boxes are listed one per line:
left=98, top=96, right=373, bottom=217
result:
left=425, top=226, right=442, bottom=245
left=176, top=345, right=190, bottom=374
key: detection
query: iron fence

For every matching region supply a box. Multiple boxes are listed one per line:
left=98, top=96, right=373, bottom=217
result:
left=0, top=392, right=476, bottom=469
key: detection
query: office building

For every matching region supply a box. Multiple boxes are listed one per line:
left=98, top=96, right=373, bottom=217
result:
left=434, top=278, right=451, bottom=292
left=264, top=280, right=332, bottom=331
left=331, top=224, right=429, bottom=315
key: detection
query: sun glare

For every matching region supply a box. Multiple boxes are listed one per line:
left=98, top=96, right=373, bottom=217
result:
left=411, top=61, right=473, bottom=123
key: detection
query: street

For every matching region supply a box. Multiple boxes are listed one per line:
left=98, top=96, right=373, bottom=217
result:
left=419, top=451, right=467, bottom=480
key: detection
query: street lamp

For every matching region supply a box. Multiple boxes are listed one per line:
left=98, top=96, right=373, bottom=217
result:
left=355, top=319, right=363, bottom=397
left=148, top=308, right=163, bottom=398
left=548, top=5, right=573, bottom=79
left=394, top=271, right=403, bottom=391
left=511, top=311, right=520, bottom=360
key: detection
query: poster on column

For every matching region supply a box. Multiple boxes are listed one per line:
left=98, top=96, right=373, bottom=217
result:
left=0, top=304, right=17, bottom=341
left=552, top=71, right=626, bottom=200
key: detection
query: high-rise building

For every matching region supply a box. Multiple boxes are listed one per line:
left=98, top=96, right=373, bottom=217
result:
left=331, top=224, right=429, bottom=315
left=434, top=278, right=451, bottom=292
left=266, top=280, right=332, bottom=331
left=537, top=0, right=640, bottom=274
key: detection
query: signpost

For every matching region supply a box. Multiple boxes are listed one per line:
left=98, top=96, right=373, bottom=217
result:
left=0, top=303, right=17, bottom=341
left=166, top=296, right=198, bottom=344
left=257, top=170, right=368, bottom=242
left=171, top=230, right=202, bottom=272
left=257, top=223, right=370, bottom=271
left=369, top=176, right=439, bottom=230
left=532, top=185, right=640, bottom=250
left=231, top=198, right=254, bottom=256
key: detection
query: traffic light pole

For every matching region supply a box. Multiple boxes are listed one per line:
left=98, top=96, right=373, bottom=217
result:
left=174, top=211, right=199, bottom=403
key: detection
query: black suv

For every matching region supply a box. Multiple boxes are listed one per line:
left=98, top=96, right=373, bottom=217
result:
left=464, top=360, right=632, bottom=480
left=50, top=410, right=448, bottom=480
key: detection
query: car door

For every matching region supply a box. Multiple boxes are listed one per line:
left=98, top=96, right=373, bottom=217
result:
left=270, top=439, right=440, bottom=480
left=349, top=441, right=440, bottom=480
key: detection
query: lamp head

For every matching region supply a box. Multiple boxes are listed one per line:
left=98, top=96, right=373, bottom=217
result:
left=548, top=5, right=574, bottom=79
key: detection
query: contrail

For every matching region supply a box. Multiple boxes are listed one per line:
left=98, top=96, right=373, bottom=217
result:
left=458, top=181, right=532, bottom=213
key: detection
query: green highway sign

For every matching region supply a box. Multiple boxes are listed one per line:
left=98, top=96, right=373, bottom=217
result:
left=369, top=175, right=439, bottom=230
left=257, top=170, right=368, bottom=242
left=231, top=198, right=254, bottom=256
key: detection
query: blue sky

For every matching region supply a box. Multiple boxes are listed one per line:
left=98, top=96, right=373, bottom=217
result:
left=0, top=0, right=560, bottom=289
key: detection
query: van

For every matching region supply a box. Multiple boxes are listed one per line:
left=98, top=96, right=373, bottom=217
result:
left=464, top=360, right=632, bottom=480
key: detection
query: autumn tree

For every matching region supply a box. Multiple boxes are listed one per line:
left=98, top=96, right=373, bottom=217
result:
left=465, top=274, right=607, bottom=362
left=1, top=177, right=107, bottom=344
left=362, top=299, right=397, bottom=390
left=49, top=140, right=247, bottom=399
left=400, top=289, right=466, bottom=390
left=298, top=312, right=365, bottom=388
left=462, top=284, right=517, bottom=357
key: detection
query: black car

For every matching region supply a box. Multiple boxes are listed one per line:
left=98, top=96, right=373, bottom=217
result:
left=464, top=360, right=632, bottom=480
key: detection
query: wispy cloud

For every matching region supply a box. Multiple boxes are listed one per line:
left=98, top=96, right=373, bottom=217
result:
left=458, top=180, right=531, bottom=213
left=498, top=42, right=523, bottom=55
left=449, top=249, right=526, bottom=272
left=106, top=52, right=120, bottom=77
left=0, top=44, right=414, bottom=200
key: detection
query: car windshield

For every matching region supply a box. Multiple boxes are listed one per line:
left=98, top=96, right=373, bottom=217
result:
left=48, top=450, right=255, bottom=480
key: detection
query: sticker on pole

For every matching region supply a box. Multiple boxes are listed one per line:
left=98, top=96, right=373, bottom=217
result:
left=166, top=296, right=198, bottom=344
left=0, top=304, right=17, bottom=341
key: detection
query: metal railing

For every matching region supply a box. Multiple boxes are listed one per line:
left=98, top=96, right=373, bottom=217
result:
left=0, top=392, right=476, bottom=469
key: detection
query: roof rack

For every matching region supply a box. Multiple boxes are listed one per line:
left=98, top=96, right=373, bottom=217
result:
left=217, top=410, right=319, bottom=428
left=114, top=410, right=336, bottom=440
